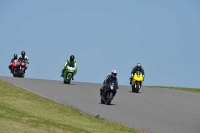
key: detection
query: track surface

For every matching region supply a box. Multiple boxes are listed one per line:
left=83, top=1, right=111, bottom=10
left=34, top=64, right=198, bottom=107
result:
left=1, top=76, right=200, bottom=133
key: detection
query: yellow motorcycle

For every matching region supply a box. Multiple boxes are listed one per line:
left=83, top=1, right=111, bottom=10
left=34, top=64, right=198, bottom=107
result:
left=131, top=71, right=144, bottom=93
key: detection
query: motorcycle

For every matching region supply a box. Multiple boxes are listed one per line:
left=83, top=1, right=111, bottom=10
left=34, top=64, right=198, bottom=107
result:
left=11, top=60, right=18, bottom=77
left=63, top=63, right=76, bottom=84
left=131, top=71, right=144, bottom=93
left=100, top=80, right=118, bottom=105
left=13, top=59, right=28, bottom=78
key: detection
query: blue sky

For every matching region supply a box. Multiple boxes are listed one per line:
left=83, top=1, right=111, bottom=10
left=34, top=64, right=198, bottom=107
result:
left=0, top=0, right=200, bottom=88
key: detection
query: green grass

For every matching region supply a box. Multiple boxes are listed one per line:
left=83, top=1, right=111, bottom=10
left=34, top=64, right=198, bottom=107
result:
left=0, top=80, right=147, bottom=133
left=145, top=86, right=200, bottom=93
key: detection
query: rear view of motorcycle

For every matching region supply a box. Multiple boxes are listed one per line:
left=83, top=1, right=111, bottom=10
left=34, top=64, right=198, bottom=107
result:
left=100, top=80, right=119, bottom=105
left=131, top=71, right=144, bottom=93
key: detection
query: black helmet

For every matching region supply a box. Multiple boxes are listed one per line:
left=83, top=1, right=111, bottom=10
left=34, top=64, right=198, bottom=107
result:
left=70, top=55, right=75, bottom=62
left=13, top=54, right=17, bottom=59
left=137, top=63, right=141, bottom=68
left=21, top=51, right=25, bottom=57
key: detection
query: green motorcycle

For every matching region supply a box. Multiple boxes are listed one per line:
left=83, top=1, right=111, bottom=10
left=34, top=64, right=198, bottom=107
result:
left=63, top=64, right=76, bottom=84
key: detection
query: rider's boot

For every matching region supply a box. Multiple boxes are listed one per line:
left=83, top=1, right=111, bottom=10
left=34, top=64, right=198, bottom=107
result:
left=129, top=77, right=132, bottom=85
left=8, top=65, right=12, bottom=73
left=100, top=91, right=103, bottom=96
left=100, top=88, right=103, bottom=96
left=72, top=71, right=77, bottom=80
left=61, top=68, right=65, bottom=77
left=24, top=67, right=27, bottom=73
left=100, top=86, right=105, bottom=96
left=72, top=73, right=74, bottom=80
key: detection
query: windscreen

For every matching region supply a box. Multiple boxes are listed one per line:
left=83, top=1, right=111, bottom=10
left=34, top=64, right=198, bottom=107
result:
left=136, top=71, right=142, bottom=76
left=68, top=63, right=75, bottom=67
left=108, top=79, right=117, bottom=86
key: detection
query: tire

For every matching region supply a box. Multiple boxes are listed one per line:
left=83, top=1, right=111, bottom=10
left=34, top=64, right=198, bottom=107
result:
left=66, top=78, right=71, bottom=84
left=135, top=82, right=140, bottom=93
left=21, top=73, right=24, bottom=78
left=66, top=73, right=72, bottom=84
left=13, top=71, right=16, bottom=77
left=106, top=92, right=113, bottom=105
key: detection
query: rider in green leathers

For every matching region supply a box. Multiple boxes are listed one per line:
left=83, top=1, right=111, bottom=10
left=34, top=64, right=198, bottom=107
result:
left=61, top=55, right=77, bottom=80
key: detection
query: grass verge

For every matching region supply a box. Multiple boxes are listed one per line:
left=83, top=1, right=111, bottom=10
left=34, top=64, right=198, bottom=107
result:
left=145, top=86, right=200, bottom=93
left=0, top=80, right=147, bottom=133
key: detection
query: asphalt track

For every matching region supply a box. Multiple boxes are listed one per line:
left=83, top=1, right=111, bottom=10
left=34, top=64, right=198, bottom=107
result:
left=1, top=76, right=200, bottom=133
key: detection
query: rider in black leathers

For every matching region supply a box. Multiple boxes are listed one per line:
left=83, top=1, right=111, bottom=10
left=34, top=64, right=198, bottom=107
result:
left=8, top=54, right=18, bottom=73
left=129, top=63, right=145, bottom=84
left=100, top=70, right=119, bottom=96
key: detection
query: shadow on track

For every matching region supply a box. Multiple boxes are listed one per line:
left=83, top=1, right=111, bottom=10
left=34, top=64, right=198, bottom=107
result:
left=60, top=83, right=75, bottom=85
left=128, top=91, right=142, bottom=93
left=98, top=103, right=116, bottom=106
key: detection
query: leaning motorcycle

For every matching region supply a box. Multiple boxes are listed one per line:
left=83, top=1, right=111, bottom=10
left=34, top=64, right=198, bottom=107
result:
left=131, top=71, right=144, bottom=93
left=100, top=80, right=118, bottom=105
left=63, top=64, right=76, bottom=84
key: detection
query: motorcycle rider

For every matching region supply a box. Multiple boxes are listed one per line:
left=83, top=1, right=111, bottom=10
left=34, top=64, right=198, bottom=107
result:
left=129, top=63, right=145, bottom=85
left=8, top=54, right=18, bottom=73
left=17, top=51, right=29, bottom=73
left=100, top=70, right=119, bottom=96
left=61, top=55, right=77, bottom=80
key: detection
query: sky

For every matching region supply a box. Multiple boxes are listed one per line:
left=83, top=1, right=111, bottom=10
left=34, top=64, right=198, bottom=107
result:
left=0, top=0, right=200, bottom=88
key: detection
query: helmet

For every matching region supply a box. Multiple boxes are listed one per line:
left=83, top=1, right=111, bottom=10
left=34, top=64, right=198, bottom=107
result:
left=13, top=54, right=17, bottom=59
left=21, top=51, right=26, bottom=58
left=70, top=55, right=75, bottom=62
left=111, top=70, right=117, bottom=77
left=137, top=63, right=141, bottom=68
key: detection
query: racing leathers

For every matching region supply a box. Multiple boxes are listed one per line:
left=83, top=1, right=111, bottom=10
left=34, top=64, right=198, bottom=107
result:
left=100, top=74, right=119, bottom=96
left=17, top=55, right=29, bottom=73
left=61, top=59, right=77, bottom=80
left=8, top=55, right=18, bottom=73
left=129, top=66, right=145, bottom=84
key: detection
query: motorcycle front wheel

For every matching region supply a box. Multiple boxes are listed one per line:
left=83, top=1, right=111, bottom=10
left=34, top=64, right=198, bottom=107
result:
left=106, top=92, right=113, bottom=105
left=135, top=82, right=141, bottom=93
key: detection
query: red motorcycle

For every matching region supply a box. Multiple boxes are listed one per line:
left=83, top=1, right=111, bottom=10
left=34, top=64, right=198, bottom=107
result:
left=11, top=60, right=18, bottom=76
left=12, top=59, right=28, bottom=78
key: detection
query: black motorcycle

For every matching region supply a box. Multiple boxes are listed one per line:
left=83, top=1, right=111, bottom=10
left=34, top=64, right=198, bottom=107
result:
left=100, top=80, right=118, bottom=105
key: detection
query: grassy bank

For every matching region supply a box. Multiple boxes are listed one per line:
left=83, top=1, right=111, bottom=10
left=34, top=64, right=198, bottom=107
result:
left=0, top=80, right=146, bottom=133
left=145, top=86, right=200, bottom=93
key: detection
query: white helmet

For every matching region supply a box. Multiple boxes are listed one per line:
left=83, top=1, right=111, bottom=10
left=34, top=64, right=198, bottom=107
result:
left=111, top=70, right=117, bottom=77
left=137, top=63, right=141, bottom=67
